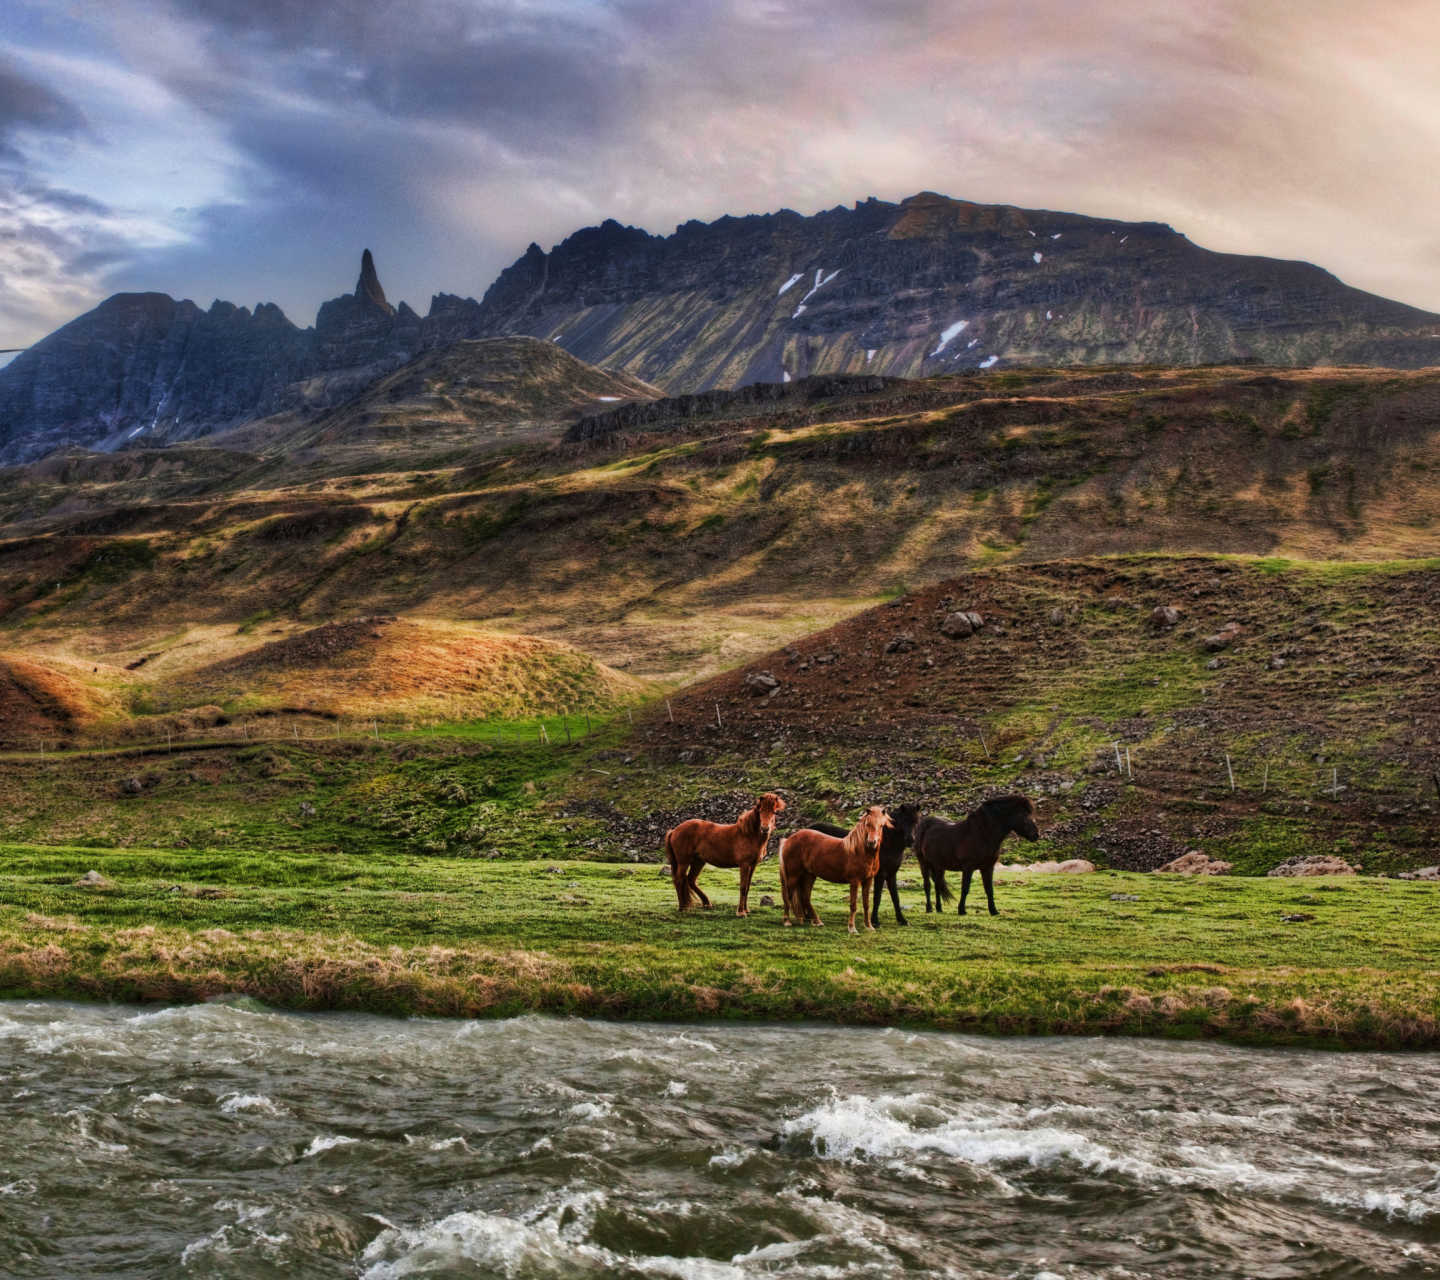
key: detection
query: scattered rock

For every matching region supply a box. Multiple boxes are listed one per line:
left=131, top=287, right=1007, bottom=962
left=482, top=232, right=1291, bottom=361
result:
left=75, top=870, right=112, bottom=888
left=745, top=670, right=780, bottom=694
left=1155, top=851, right=1233, bottom=875
left=1203, top=633, right=1230, bottom=652
left=118, top=777, right=143, bottom=795
left=543, top=865, right=562, bottom=874
left=883, top=633, right=915, bottom=655
left=1105, top=596, right=1127, bottom=609
left=759, top=895, right=775, bottom=906
left=1048, top=608, right=1065, bottom=626
left=1268, top=855, right=1358, bottom=877
left=1280, top=912, right=1316, bottom=923
left=1396, top=866, right=1440, bottom=881
left=299, top=801, right=317, bottom=819
left=1110, top=893, right=1140, bottom=901
left=1205, top=657, right=1225, bottom=670
left=940, top=612, right=973, bottom=638
left=1149, top=605, right=1180, bottom=630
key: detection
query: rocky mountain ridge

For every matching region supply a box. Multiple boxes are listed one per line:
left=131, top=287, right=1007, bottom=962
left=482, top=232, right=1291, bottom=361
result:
left=3, top=192, right=1439, bottom=464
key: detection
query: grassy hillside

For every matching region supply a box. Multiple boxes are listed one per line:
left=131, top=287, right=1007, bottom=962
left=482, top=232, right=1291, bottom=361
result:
left=1, top=364, right=1438, bottom=722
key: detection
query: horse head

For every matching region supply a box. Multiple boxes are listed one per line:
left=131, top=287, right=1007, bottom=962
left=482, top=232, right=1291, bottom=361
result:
left=860, top=804, right=891, bottom=853
left=757, top=791, right=787, bottom=833
left=984, top=795, right=1040, bottom=841
left=886, top=803, right=921, bottom=848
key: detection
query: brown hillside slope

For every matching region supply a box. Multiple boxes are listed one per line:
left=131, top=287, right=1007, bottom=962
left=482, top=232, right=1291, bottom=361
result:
left=207, top=336, right=662, bottom=460
left=642, top=555, right=1440, bottom=875
left=148, top=616, right=645, bottom=723
left=2, top=364, right=1439, bottom=687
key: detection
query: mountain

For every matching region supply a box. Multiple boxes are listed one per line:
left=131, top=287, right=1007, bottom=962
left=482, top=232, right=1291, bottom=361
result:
left=0, top=251, right=455, bottom=464
left=475, top=193, right=1440, bottom=389
left=3, top=193, right=1439, bottom=465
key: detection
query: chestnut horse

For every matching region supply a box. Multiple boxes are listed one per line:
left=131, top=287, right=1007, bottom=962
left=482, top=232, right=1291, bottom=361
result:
left=806, top=802, right=920, bottom=927
left=664, top=792, right=786, bottom=914
left=778, top=806, right=891, bottom=932
left=913, top=795, right=1040, bottom=917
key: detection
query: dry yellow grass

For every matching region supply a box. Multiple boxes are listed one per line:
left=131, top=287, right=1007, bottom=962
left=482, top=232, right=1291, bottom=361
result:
left=147, top=616, right=646, bottom=721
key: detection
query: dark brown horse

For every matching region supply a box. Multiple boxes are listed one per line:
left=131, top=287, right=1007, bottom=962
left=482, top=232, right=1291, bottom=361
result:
left=664, top=792, right=786, bottom=914
left=778, top=806, right=891, bottom=932
left=806, top=802, right=921, bottom=927
left=913, top=796, right=1040, bottom=916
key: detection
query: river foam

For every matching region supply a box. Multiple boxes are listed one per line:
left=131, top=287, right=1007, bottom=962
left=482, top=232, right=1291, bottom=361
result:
left=2, top=1002, right=1438, bottom=1277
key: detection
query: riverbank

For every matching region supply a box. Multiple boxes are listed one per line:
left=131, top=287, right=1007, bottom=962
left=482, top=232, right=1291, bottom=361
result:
left=2, top=846, right=1437, bottom=1048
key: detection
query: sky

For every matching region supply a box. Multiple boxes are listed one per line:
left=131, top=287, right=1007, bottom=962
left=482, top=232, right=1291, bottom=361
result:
left=1, top=0, right=1438, bottom=356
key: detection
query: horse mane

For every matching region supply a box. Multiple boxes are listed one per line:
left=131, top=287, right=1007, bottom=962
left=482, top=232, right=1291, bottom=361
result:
left=735, top=805, right=762, bottom=838
left=977, top=795, right=1034, bottom=824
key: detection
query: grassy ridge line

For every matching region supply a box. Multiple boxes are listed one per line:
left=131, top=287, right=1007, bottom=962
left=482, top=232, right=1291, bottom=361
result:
left=3, top=849, right=1438, bottom=1048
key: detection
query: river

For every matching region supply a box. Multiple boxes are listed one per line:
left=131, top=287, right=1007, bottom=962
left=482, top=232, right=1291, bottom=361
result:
left=0, top=1001, right=1436, bottom=1277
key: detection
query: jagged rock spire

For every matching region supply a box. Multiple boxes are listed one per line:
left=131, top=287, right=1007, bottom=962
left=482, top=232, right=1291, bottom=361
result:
left=355, top=249, right=395, bottom=316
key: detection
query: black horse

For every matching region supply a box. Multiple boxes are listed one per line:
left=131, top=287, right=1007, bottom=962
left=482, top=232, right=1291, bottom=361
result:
left=913, top=795, right=1040, bottom=917
left=805, top=803, right=921, bottom=927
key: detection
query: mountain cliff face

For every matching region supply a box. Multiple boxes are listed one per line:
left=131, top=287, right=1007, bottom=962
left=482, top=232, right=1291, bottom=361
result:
left=2, top=192, right=1438, bottom=464
left=475, top=193, right=1440, bottom=390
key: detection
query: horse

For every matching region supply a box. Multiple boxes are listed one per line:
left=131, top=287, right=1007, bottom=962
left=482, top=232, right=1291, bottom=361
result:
left=913, top=795, right=1040, bottom=917
left=778, top=806, right=891, bottom=932
left=804, top=802, right=921, bottom=927
left=663, top=792, right=786, bottom=914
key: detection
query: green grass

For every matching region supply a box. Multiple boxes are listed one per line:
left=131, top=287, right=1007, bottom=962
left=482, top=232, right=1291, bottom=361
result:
left=2, top=845, right=1438, bottom=1047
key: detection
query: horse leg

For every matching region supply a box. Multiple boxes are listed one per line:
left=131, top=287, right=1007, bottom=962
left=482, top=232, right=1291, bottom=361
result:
left=863, top=877, right=875, bottom=932
left=981, top=863, right=998, bottom=916
left=921, top=861, right=933, bottom=913
left=888, top=870, right=907, bottom=926
left=688, top=860, right=711, bottom=908
left=737, top=862, right=753, bottom=917
left=804, top=873, right=823, bottom=926
left=959, top=868, right=973, bottom=916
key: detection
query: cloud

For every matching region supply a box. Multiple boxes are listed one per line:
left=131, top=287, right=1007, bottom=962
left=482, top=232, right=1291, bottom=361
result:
left=0, top=0, right=1437, bottom=353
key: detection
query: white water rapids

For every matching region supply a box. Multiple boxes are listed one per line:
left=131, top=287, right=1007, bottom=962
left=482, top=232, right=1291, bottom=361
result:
left=1, top=1001, right=1438, bottom=1276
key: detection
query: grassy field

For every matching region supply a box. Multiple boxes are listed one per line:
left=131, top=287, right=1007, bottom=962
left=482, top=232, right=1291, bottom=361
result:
left=2, top=844, right=1438, bottom=1047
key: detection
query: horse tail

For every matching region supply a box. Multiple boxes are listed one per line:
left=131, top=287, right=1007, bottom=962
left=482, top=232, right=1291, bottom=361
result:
left=665, top=829, right=690, bottom=911
left=933, top=865, right=953, bottom=903
left=778, top=837, right=793, bottom=918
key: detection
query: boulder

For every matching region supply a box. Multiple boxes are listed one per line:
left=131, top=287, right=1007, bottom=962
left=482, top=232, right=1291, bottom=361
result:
left=118, top=776, right=143, bottom=795
left=1396, top=866, right=1440, bottom=881
left=940, top=612, right=973, bottom=638
left=745, top=670, right=779, bottom=695
left=75, top=869, right=113, bottom=888
left=1048, top=608, right=1065, bottom=626
left=1267, top=855, right=1359, bottom=877
left=1016, top=859, right=1096, bottom=874
left=1105, top=596, right=1127, bottom=610
left=1203, top=633, right=1230, bottom=652
left=1150, top=605, right=1181, bottom=629
left=1155, top=850, right=1233, bottom=875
